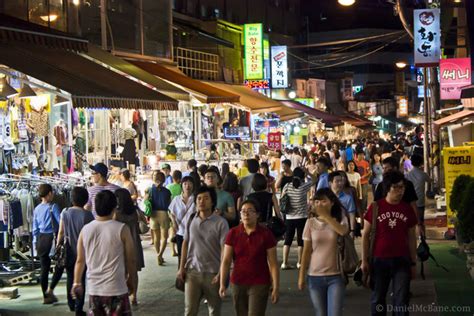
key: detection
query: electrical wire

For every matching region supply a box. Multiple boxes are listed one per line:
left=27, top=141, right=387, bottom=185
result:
left=292, top=33, right=408, bottom=70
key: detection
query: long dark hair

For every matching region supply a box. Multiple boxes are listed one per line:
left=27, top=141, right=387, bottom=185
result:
left=115, top=188, right=135, bottom=216
left=313, top=188, right=344, bottom=222
left=292, top=167, right=305, bottom=189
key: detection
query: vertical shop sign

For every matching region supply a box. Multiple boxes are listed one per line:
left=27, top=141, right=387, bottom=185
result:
left=414, top=9, right=441, bottom=67
left=244, top=23, right=264, bottom=80
left=267, top=132, right=282, bottom=150
left=397, top=96, right=408, bottom=117
left=271, top=46, right=288, bottom=88
left=443, top=146, right=474, bottom=228
left=440, top=58, right=471, bottom=100
left=263, top=38, right=270, bottom=80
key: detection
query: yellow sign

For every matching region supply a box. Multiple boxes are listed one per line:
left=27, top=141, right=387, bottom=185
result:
left=290, top=135, right=302, bottom=146
left=244, top=23, right=264, bottom=80
left=443, top=146, right=474, bottom=228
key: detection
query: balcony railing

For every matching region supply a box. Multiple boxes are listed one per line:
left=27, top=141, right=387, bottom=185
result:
left=174, top=47, right=219, bottom=81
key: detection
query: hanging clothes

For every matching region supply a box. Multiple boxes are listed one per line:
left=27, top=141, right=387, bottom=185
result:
left=29, top=110, right=49, bottom=137
left=122, top=139, right=136, bottom=166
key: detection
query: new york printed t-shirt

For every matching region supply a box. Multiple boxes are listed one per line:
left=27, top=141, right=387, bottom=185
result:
left=364, top=199, right=417, bottom=258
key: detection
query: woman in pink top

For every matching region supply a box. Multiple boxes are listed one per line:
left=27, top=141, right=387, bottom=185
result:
left=298, top=188, right=349, bottom=316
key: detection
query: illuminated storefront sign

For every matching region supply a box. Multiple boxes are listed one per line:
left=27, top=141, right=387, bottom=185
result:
left=397, top=96, right=408, bottom=117
left=295, top=98, right=315, bottom=108
left=244, top=23, right=264, bottom=80
left=244, top=80, right=270, bottom=89
left=414, top=9, right=440, bottom=67
left=440, top=58, right=471, bottom=100
left=271, top=46, right=288, bottom=88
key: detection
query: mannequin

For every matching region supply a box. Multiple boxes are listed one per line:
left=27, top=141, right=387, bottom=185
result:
left=122, top=124, right=137, bottom=168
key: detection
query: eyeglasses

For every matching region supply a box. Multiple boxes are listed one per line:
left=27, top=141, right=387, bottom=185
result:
left=240, top=210, right=257, bottom=215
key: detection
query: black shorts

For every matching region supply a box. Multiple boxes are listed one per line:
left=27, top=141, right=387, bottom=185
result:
left=417, top=206, right=425, bottom=224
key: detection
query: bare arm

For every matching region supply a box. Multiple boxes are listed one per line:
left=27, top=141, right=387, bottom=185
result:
left=298, top=240, right=312, bottom=290
left=272, top=194, right=282, bottom=219
left=177, top=239, right=188, bottom=280
left=71, top=232, right=86, bottom=298
left=224, top=206, right=236, bottom=222
left=121, top=225, right=138, bottom=294
left=361, top=220, right=371, bottom=273
left=321, top=216, right=349, bottom=236
left=267, top=247, right=279, bottom=304
left=408, top=226, right=417, bottom=263
left=275, top=172, right=283, bottom=190
left=219, top=245, right=233, bottom=297
left=57, top=217, right=65, bottom=246
left=349, top=213, right=356, bottom=234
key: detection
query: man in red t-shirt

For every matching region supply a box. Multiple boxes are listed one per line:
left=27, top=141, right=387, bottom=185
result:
left=355, top=150, right=372, bottom=214
left=361, top=171, right=417, bottom=316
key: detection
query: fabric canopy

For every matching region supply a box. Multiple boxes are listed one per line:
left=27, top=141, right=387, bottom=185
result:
left=86, top=46, right=189, bottom=101
left=0, top=43, right=178, bottom=110
left=211, top=83, right=303, bottom=121
left=279, top=101, right=343, bottom=125
left=433, top=110, right=474, bottom=127
left=0, top=14, right=88, bottom=52
left=129, top=60, right=239, bottom=104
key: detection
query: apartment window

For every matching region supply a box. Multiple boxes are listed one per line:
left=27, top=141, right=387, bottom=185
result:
left=2, top=0, right=67, bottom=31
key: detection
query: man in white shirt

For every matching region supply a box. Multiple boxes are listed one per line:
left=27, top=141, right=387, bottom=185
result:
left=169, top=176, right=195, bottom=265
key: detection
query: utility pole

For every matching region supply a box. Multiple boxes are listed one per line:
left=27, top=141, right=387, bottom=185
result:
left=100, top=0, right=107, bottom=50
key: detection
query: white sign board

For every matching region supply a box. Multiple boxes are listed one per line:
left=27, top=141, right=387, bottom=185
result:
left=414, top=9, right=441, bottom=67
left=271, top=46, right=288, bottom=88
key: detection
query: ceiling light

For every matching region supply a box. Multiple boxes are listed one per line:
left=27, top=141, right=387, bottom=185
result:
left=72, top=0, right=80, bottom=5
left=338, top=0, right=356, bottom=6
left=18, top=84, right=37, bottom=99
left=0, top=77, right=19, bottom=99
left=288, top=91, right=296, bottom=99
left=40, top=14, right=58, bottom=22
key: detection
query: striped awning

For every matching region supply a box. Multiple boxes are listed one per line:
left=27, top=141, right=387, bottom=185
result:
left=0, top=14, right=88, bottom=52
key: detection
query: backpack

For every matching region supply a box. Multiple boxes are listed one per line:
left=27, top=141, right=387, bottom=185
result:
left=416, top=236, right=448, bottom=279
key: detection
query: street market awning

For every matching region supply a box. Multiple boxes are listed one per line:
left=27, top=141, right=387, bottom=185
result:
left=279, top=101, right=343, bottom=126
left=85, top=45, right=190, bottom=101
left=433, top=110, right=474, bottom=127
left=128, top=60, right=239, bottom=103
left=0, top=43, right=178, bottom=110
left=0, top=14, right=88, bottom=52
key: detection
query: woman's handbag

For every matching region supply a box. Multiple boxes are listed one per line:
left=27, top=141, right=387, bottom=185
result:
left=361, top=201, right=379, bottom=288
left=144, top=188, right=153, bottom=217
left=337, top=231, right=359, bottom=275
left=264, top=199, right=286, bottom=240
left=137, top=208, right=150, bottom=235
left=279, top=185, right=291, bottom=214
left=50, top=207, right=66, bottom=268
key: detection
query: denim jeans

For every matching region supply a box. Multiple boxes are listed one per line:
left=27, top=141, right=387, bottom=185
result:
left=307, top=274, right=345, bottom=316
left=370, top=257, right=411, bottom=316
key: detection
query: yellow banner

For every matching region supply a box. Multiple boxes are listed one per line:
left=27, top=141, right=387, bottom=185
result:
left=443, top=146, right=474, bottom=228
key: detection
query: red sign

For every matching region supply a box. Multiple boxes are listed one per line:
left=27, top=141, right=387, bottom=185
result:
left=267, top=132, right=281, bottom=151
left=244, top=80, right=270, bottom=89
left=440, top=58, right=471, bottom=100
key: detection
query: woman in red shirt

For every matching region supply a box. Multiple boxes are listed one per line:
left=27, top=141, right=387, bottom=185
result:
left=219, top=200, right=280, bottom=315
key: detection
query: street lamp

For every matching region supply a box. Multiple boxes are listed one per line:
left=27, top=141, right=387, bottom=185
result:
left=338, top=0, right=356, bottom=6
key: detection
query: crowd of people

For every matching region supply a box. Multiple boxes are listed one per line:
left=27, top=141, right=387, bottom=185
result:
left=31, top=134, right=433, bottom=316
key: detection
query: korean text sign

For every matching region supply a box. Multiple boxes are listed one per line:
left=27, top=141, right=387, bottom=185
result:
left=414, top=9, right=440, bottom=67
left=267, top=132, right=282, bottom=150
left=440, top=58, right=471, bottom=100
left=271, top=46, right=288, bottom=88
left=244, top=24, right=264, bottom=80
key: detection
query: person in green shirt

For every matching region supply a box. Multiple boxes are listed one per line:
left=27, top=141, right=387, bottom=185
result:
left=204, top=169, right=236, bottom=226
left=167, top=170, right=183, bottom=200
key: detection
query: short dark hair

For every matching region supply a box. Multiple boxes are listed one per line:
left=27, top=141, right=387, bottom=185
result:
left=240, top=199, right=261, bottom=216
left=120, top=169, right=131, bottom=180
left=38, top=184, right=53, bottom=198
left=317, top=157, right=330, bottom=168
left=411, top=154, right=423, bottom=167
left=223, top=172, right=239, bottom=193
left=188, top=159, right=197, bottom=169
left=260, top=162, right=270, bottom=176
left=152, top=170, right=166, bottom=183
left=194, top=185, right=217, bottom=211
left=282, top=159, right=291, bottom=168
left=382, top=171, right=405, bottom=195
left=198, top=164, right=209, bottom=177
left=172, top=170, right=182, bottom=181
left=181, top=176, right=195, bottom=185
left=252, top=173, right=268, bottom=191
left=95, top=190, right=117, bottom=217
left=247, top=159, right=259, bottom=173
left=71, top=186, right=89, bottom=207
left=115, top=188, right=135, bottom=215
left=328, top=171, right=345, bottom=183
left=382, top=157, right=400, bottom=170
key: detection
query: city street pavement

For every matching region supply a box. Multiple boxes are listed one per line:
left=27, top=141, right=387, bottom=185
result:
left=0, top=235, right=440, bottom=316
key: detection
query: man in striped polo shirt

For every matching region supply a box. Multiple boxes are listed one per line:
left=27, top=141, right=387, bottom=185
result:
left=85, top=163, right=121, bottom=217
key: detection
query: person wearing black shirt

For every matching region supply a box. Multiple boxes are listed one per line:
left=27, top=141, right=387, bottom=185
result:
left=276, top=159, right=293, bottom=191
left=247, top=174, right=282, bottom=222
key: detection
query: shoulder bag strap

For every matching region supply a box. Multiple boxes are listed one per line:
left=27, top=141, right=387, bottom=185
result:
left=368, top=201, right=378, bottom=260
